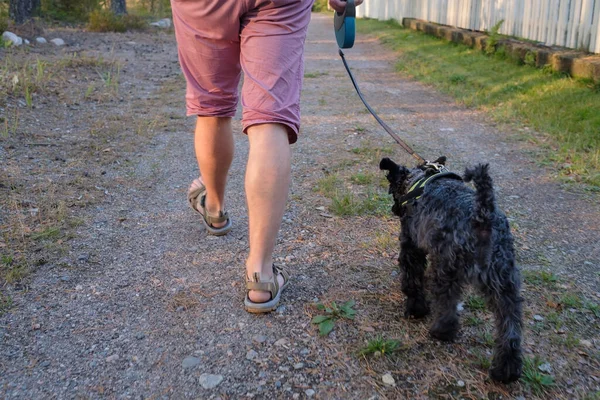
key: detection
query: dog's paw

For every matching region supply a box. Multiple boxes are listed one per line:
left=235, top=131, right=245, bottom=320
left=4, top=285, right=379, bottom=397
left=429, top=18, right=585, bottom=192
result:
left=429, top=318, right=459, bottom=342
left=489, top=342, right=522, bottom=383
left=489, top=357, right=522, bottom=383
left=404, top=297, right=430, bottom=319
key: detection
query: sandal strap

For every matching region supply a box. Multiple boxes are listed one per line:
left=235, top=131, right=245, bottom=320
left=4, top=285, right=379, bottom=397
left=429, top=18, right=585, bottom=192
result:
left=200, top=195, right=230, bottom=225
left=246, top=272, right=279, bottom=300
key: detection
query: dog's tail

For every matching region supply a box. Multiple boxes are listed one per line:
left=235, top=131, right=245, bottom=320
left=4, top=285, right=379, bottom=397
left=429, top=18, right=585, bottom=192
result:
left=464, top=164, right=495, bottom=269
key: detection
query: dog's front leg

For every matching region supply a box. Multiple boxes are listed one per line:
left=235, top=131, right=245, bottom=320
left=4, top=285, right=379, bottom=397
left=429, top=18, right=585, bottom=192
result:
left=399, top=233, right=429, bottom=319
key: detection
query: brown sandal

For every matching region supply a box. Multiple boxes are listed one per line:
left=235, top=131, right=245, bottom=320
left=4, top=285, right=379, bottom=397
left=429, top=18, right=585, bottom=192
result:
left=244, top=265, right=290, bottom=313
left=187, top=178, right=232, bottom=236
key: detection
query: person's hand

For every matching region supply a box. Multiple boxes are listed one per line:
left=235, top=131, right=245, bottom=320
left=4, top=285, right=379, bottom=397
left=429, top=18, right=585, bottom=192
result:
left=329, top=0, right=363, bottom=13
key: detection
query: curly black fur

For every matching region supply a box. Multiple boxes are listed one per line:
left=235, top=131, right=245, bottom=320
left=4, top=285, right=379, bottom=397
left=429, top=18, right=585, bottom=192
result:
left=380, top=157, right=523, bottom=384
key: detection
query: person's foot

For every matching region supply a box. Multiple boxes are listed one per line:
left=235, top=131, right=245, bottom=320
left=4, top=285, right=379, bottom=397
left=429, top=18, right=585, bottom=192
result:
left=247, top=272, right=285, bottom=303
left=188, top=177, right=230, bottom=232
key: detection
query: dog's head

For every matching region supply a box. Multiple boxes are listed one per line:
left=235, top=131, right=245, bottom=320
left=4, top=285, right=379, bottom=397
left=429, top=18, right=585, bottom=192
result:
left=379, top=157, right=411, bottom=216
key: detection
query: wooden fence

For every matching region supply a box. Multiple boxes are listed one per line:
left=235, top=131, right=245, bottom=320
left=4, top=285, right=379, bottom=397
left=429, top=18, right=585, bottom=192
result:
left=356, top=0, right=600, bottom=54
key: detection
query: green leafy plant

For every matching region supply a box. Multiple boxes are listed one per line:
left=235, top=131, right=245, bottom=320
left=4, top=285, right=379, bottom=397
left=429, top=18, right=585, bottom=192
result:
left=358, top=336, right=402, bottom=357
left=311, top=300, right=356, bottom=336
left=485, top=19, right=505, bottom=55
left=522, top=356, right=555, bottom=395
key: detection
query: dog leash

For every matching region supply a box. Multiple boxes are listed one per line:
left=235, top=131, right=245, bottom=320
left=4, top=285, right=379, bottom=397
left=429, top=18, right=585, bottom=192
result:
left=334, top=1, right=426, bottom=165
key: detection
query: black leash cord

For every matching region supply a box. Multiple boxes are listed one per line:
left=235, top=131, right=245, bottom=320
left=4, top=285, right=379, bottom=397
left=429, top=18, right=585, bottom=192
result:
left=338, top=49, right=426, bottom=164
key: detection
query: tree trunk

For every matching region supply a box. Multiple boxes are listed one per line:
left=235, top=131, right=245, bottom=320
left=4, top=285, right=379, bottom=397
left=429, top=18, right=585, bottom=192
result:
left=111, top=0, right=127, bottom=15
left=9, top=0, right=40, bottom=24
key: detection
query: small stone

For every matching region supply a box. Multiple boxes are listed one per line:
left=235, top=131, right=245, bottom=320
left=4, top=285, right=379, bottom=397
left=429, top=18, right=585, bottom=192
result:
left=78, top=254, right=90, bottom=262
left=182, top=356, right=201, bottom=369
left=150, top=18, right=172, bottom=28
left=278, top=366, right=290, bottom=372
left=305, top=389, right=315, bottom=397
left=32, top=323, right=41, bottom=330
left=457, top=380, right=465, bottom=387
left=456, top=302, right=464, bottom=312
left=293, top=362, right=304, bottom=370
left=274, top=338, right=288, bottom=347
left=36, top=37, right=47, bottom=44
left=292, top=394, right=300, bottom=400
left=382, top=373, right=395, bottom=386
left=60, top=276, right=70, bottom=282
left=199, top=373, right=223, bottom=389
left=538, top=362, right=552, bottom=373
left=40, top=361, right=51, bottom=368
left=106, top=354, right=119, bottom=363
left=276, top=305, right=286, bottom=314
left=50, top=38, right=65, bottom=46
left=227, top=350, right=233, bottom=357
left=253, top=335, right=267, bottom=344
left=135, top=332, right=145, bottom=340
left=246, top=350, right=258, bottom=360
left=75, top=285, right=83, bottom=291
left=300, top=348, right=310, bottom=356
left=275, top=381, right=282, bottom=388
left=24, top=39, right=30, bottom=45
left=176, top=306, right=185, bottom=312
left=2, top=31, right=23, bottom=46
left=258, top=371, right=267, bottom=379
left=580, top=340, right=593, bottom=348
left=533, top=314, right=544, bottom=321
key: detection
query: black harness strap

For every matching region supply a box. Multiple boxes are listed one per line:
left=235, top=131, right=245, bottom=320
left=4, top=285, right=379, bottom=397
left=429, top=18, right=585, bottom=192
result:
left=399, top=172, right=463, bottom=207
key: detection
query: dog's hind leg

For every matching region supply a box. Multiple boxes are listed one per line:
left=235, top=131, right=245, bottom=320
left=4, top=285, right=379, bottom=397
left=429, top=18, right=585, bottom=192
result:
left=399, top=235, right=429, bottom=319
left=479, top=259, right=523, bottom=383
left=429, top=252, right=465, bottom=342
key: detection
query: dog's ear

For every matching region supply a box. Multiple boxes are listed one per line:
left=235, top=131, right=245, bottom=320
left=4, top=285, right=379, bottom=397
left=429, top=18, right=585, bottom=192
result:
left=432, top=156, right=447, bottom=165
left=380, top=158, right=410, bottom=193
left=379, top=157, right=398, bottom=172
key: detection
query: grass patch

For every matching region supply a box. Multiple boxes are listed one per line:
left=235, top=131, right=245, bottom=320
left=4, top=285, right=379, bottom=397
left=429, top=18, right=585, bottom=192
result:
left=329, top=190, right=391, bottom=217
left=560, top=293, right=583, bottom=309
left=522, top=356, right=555, bottom=395
left=0, top=291, right=12, bottom=316
left=304, top=71, right=328, bottom=78
left=465, top=294, right=486, bottom=311
left=350, top=172, right=376, bottom=185
left=523, top=270, right=558, bottom=286
left=358, top=336, right=403, bottom=357
left=356, top=19, right=600, bottom=187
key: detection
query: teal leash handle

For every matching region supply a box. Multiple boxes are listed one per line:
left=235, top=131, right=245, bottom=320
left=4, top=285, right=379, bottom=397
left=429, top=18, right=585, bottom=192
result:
left=334, top=0, right=355, bottom=49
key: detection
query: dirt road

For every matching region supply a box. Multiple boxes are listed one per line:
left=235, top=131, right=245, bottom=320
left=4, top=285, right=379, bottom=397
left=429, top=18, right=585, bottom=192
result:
left=1, top=13, right=599, bottom=399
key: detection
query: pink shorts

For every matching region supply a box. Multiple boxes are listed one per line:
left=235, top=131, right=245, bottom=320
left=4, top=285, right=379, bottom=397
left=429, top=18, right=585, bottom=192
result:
left=171, top=0, right=313, bottom=144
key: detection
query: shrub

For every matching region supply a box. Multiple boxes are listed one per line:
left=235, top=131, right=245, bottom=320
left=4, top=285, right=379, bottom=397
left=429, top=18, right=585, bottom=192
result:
left=88, top=9, right=146, bottom=32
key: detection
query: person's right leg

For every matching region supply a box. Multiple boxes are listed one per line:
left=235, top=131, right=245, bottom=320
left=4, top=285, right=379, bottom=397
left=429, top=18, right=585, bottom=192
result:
left=194, top=116, right=234, bottom=226
left=245, top=123, right=291, bottom=303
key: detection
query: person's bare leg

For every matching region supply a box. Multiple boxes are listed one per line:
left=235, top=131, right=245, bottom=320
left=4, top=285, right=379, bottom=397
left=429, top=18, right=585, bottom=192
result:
left=245, top=123, right=290, bottom=303
left=194, top=116, right=234, bottom=228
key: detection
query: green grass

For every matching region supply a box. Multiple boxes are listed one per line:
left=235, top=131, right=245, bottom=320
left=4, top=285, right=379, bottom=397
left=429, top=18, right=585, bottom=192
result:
left=0, top=291, right=12, bottom=315
left=523, top=270, right=558, bottom=286
left=465, top=294, right=486, bottom=311
left=356, top=19, right=600, bottom=187
left=522, top=356, right=555, bottom=395
left=358, top=336, right=403, bottom=357
left=561, top=293, right=583, bottom=309
left=1, top=255, right=29, bottom=284
left=350, top=172, right=376, bottom=185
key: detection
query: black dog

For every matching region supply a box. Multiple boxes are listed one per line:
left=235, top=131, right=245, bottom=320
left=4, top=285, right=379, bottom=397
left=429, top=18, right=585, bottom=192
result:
left=380, top=157, right=523, bottom=383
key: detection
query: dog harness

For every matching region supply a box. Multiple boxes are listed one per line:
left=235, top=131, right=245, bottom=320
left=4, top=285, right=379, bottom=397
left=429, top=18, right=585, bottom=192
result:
left=399, top=168, right=463, bottom=208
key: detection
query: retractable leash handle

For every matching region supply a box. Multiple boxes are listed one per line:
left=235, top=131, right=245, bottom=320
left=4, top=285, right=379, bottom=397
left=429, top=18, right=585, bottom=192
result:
left=334, top=0, right=355, bottom=49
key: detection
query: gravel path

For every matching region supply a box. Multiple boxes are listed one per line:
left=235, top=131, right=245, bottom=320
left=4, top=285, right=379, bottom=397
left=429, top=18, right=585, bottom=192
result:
left=1, top=13, right=599, bottom=399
